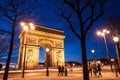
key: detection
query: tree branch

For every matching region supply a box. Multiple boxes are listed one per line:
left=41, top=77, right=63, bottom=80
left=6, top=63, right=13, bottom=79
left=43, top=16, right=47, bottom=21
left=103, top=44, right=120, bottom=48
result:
left=0, top=46, right=8, bottom=55
left=80, top=0, right=92, bottom=13
left=85, top=5, right=94, bottom=34
left=0, top=30, right=11, bottom=34
left=76, top=0, right=80, bottom=11
left=83, top=16, right=91, bottom=24
left=63, top=0, right=83, bottom=33
left=4, top=8, right=14, bottom=21
left=85, top=2, right=105, bottom=34
left=93, top=3, right=104, bottom=22
left=61, top=13, right=81, bottom=40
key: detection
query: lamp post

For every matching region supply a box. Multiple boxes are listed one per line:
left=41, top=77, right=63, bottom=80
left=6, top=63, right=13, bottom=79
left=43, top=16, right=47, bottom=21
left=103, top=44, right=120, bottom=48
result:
left=113, top=35, right=120, bottom=67
left=91, top=48, right=95, bottom=60
left=97, top=29, right=113, bottom=71
left=20, top=22, right=35, bottom=78
left=45, top=47, right=49, bottom=76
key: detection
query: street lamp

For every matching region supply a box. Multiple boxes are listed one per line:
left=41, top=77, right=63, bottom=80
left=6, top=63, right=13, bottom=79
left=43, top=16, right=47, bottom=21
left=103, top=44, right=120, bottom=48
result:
left=113, top=36, right=119, bottom=43
left=113, top=35, right=120, bottom=67
left=45, top=47, right=49, bottom=76
left=91, top=48, right=95, bottom=60
left=97, top=29, right=113, bottom=71
left=97, top=29, right=110, bottom=60
left=46, top=47, right=50, bottom=53
left=20, top=22, right=35, bottom=78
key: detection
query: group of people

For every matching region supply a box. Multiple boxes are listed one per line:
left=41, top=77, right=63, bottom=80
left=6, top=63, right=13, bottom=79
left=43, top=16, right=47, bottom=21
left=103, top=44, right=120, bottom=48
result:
left=88, top=62, right=102, bottom=78
left=88, top=62, right=120, bottom=78
left=58, top=65, right=67, bottom=76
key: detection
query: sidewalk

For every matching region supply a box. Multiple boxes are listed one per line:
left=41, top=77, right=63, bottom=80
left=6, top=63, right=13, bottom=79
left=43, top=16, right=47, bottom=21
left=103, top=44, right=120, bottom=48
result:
left=3, top=72, right=120, bottom=80
left=6, top=76, right=120, bottom=80
left=0, top=68, right=120, bottom=80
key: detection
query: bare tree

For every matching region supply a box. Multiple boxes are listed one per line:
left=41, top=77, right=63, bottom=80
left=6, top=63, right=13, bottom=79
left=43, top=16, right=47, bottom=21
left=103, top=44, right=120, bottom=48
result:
left=107, top=16, right=120, bottom=34
left=57, top=0, right=107, bottom=80
left=0, top=0, right=42, bottom=80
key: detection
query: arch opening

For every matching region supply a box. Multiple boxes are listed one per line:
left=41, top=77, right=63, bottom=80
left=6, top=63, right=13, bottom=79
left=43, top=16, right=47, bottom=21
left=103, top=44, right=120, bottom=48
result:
left=39, top=41, right=52, bottom=67
left=39, top=47, right=44, bottom=67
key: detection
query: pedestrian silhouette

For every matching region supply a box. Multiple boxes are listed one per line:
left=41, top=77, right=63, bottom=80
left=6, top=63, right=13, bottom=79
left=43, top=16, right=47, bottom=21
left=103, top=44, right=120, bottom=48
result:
left=64, top=68, right=68, bottom=76
left=46, top=67, right=49, bottom=76
left=113, top=63, right=119, bottom=77
left=61, top=66, right=64, bottom=76
left=58, top=65, right=61, bottom=76
left=93, top=64, right=97, bottom=77
left=88, top=62, right=92, bottom=77
left=97, top=64, right=102, bottom=77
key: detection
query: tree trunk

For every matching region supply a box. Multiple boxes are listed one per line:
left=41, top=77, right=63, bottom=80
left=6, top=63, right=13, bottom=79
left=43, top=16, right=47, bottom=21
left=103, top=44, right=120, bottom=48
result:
left=81, top=37, right=89, bottom=80
left=3, top=24, right=15, bottom=80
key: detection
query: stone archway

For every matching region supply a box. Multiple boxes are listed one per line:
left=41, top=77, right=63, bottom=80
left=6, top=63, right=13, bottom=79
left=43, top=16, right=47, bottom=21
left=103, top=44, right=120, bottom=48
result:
left=39, top=39, right=52, bottom=67
left=18, top=25, right=65, bottom=69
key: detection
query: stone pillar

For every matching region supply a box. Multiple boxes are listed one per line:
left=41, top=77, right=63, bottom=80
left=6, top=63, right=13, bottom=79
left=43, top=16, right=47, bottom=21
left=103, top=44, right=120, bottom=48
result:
left=25, top=46, right=39, bottom=69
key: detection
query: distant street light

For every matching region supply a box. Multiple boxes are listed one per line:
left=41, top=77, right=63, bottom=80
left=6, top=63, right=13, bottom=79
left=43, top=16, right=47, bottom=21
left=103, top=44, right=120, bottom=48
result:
left=113, top=35, right=120, bottom=67
left=46, top=47, right=50, bottom=53
left=91, top=48, right=95, bottom=60
left=73, top=63, right=75, bottom=66
left=97, top=29, right=113, bottom=72
left=111, top=59, right=115, bottom=62
left=20, top=22, right=35, bottom=78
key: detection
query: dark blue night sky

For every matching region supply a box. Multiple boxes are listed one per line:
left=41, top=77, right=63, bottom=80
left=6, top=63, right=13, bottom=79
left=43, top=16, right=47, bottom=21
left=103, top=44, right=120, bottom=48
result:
left=0, top=0, right=120, bottom=64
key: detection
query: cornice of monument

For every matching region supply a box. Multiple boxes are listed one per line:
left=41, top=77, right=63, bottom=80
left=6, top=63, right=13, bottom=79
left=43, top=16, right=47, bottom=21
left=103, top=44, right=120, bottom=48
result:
left=35, top=25, right=64, bottom=36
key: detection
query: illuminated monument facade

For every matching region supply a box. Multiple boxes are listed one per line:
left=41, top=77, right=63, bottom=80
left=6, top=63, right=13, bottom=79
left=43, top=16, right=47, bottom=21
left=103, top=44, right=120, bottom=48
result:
left=18, top=25, right=65, bottom=69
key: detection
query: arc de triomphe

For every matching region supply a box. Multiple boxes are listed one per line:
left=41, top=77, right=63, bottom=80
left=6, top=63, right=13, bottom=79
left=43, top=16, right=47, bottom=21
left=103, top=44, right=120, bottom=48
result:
left=18, top=25, right=65, bottom=69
